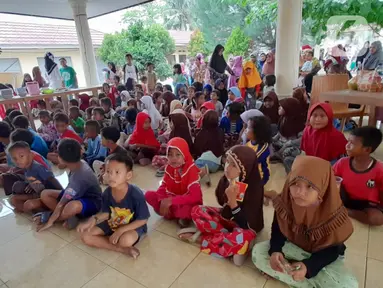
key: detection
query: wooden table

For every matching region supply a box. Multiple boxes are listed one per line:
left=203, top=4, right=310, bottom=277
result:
left=0, top=86, right=101, bottom=130
left=319, top=89, right=383, bottom=126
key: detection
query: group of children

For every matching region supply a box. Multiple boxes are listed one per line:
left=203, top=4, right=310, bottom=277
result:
left=0, top=57, right=382, bottom=287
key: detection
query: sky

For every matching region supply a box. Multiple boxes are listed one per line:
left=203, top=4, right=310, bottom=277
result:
left=0, top=11, right=126, bottom=33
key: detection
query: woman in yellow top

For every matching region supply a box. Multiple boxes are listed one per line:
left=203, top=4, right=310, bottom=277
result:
left=238, top=61, right=262, bottom=109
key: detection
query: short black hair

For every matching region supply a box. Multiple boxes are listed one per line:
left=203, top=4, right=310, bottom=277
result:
left=38, top=110, right=51, bottom=118
left=265, top=75, right=276, bottom=87
left=5, top=108, right=16, bottom=117
left=163, top=84, right=172, bottom=92
left=352, top=126, right=383, bottom=153
left=54, top=112, right=69, bottom=124
left=86, top=107, right=94, bottom=115
left=37, top=100, right=47, bottom=108
left=140, top=75, right=148, bottom=82
left=7, top=141, right=31, bottom=153
left=85, top=120, right=101, bottom=134
left=249, top=116, right=272, bottom=146
left=69, top=99, right=79, bottom=107
left=228, top=102, right=245, bottom=120
left=192, top=82, right=203, bottom=92
left=98, top=92, right=107, bottom=99
left=69, top=106, right=80, bottom=115
left=147, top=62, right=154, bottom=68
left=12, top=115, right=29, bottom=129
left=212, top=89, right=220, bottom=97
left=306, top=51, right=314, bottom=57
left=114, top=75, right=121, bottom=83
left=10, top=129, right=34, bottom=146
left=125, top=53, right=133, bottom=58
left=125, top=107, right=138, bottom=124
left=101, top=126, right=120, bottom=143
left=100, top=97, right=112, bottom=107
left=58, top=138, right=82, bottom=163
left=8, top=110, right=23, bottom=121
left=106, top=152, right=133, bottom=171
left=93, top=107, right=105, bottom=116
left=117, top=84, right=126, bottom=93
left=0, top=121, right=12, bottom=138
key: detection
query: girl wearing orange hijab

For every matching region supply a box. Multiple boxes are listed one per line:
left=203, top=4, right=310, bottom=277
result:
left=145, top=137, right=203, bottom=226
left=238, top=61, right=262, bottom=109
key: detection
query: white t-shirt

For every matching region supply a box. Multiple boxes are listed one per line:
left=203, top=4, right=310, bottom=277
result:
left=124, top=64, right=137, bottom=83
left=46, top=66, right=63, bottom=90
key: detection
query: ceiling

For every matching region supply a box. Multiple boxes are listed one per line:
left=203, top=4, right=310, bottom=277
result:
left=0, top=0, right=153, bottom=20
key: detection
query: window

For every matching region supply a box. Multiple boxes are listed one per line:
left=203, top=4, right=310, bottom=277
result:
left=179, top=55, right=187, bottom=64
left=37, top=56, right=73, bottom=76
left=0, top=58, right=22, bottom=73
left=167, top=55, right=176, bottom=66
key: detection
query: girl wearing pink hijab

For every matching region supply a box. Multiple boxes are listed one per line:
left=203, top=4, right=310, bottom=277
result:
left=228, top=56, right=243, bottom=88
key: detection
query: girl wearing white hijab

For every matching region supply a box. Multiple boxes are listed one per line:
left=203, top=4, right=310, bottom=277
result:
left=140, top=95, right=162, bottom=130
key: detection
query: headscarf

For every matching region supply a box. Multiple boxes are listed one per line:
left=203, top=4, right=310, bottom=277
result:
left=128, top=112, right=160, bottom=148
left=228, top=86, right=241, bottom=99
left=194, top=110, right=224, bottom=158
left=357, top=41, right=370, bottom=57
left=162, top=92, right=176, bottom=117
left=273, top=156, right=353, bottom=252
left=170, top=100, right=182, bottom=114
left=216, top=146, right=264, bottom=233
left=238, top=61, right=262, bottom=90
left=363, top=41, right=383, bottom=70
left=278, top=98, right=305, bottom=138
left=203, top=84, right=213, bottom=94
left=44, top=52, right=57, bottom=76
left=301, top=103, right=347, bottom=161
left=32, top=66, right=45, bottom=88
left=215, top=78, right=228, bottom=105
left=292, top=88, right=309, bottom=119
left=196, top=53, right=204, bottom=64
left=78, top=94, right=90, bottom=111
left=260, top=91, right=280, bottom=124
left=140, top=95, right=162, bottom=130
left=22, top=73, right=33, bottom=87
left=169, top=110, right=193, bottom=151
left=262, top=52, right=275, bottom=75
left=209, top=44, right=227, bottom=74
left=196, top=101, right=216, bottom=128
left=163, top=137, right=200, bottom=196
left=232, top=56, right=243, bottom=77
left=175, top=83, right=187, bottom=99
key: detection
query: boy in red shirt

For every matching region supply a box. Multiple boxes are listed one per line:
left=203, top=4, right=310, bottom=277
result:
left=334, top=126, right=383, bottom=226
left=47, top=113, right=83, bottom=167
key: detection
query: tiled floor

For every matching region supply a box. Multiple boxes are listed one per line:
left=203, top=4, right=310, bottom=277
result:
left=0, top=159, right=382, bottom=288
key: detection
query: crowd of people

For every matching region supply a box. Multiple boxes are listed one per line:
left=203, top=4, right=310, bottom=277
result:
left=0, top=40, right=383, bottom=287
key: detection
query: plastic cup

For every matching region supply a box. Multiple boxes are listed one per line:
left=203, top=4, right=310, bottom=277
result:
left=335, top=176, right=343, bottom=190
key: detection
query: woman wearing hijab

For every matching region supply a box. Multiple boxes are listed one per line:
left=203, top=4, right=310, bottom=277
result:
left=363, top=41, right=383, bottom=70
left=78, top=94, right=90, bottom=111
left=260, top=91, right=280, bottom=124
left=44, top=52, right=63, bottom=90
left=272, top=98, right=305, bottom=173
left=32, top=66, right=47, bottom=88
left=140, top=95, right=162, bottom=131
left=186, top=146, right=264, bottom=266
left=238, top=61, right=262, bottom=109
left=214, top=78, right=228, bottom=106
left=228, top=56, right=243, bottom=89
left=292, top=87, right=309, bottom=121
left=262, top=51, right=276, bottom=76
left=356, top=41, right=370, bottom=69
left=208, top=44, right=234, bottom=84
left=253, top=156, right=357, bottom=287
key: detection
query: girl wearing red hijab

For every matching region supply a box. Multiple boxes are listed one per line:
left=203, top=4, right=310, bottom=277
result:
left=127, top=112, right=160, bottom=166
left=145, top=137, right=203, bottom=227
left=196, top=101, right=216, bottom=129
left=301, top=103, right=347, bottom=164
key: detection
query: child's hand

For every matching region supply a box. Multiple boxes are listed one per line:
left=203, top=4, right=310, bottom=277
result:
left=109, top=229, right=124, bottom=245
left=288, top=262, right=307, bottom=281
left=160, top=198, right=172, bottom=216
left=77, top=217, right=96, bottom=233
left=225, top=184, right=238, bottom=208
left=269, top=252, right=285, bottom=273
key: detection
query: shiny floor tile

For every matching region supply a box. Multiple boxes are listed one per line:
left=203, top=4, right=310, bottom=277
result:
left=366, top=258, right=383, bottom=288
left=0, top=213, right=31, bottom=246
left=82, top=267, right=145, bottom=288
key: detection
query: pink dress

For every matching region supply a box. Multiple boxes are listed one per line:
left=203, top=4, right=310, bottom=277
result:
left=37, top=121, right=58, bottom=142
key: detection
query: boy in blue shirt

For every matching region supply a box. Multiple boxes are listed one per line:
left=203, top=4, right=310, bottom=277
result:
left=12, top=115, right=48, bottom=158
left=35, top=139, right=102, bottom=231
left=78, top=153, right=150, bottom=259
left=84, top=120, right=108, bottom=166
left=8, top=141, right=62, bottom=213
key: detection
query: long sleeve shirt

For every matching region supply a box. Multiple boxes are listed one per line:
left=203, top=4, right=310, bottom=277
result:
left=157, top=181, right=203, bottom=206
left=85, top=135, right=108, bottom=162
left=246, top=142, right=271, bottom=185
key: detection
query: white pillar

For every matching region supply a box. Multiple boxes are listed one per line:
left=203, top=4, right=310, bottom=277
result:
left=275, top=0, right=303, bottom=97
left=69, top=0, right=99, bottom=87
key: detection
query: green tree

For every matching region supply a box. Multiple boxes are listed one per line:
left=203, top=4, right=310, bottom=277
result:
left=187, top=29, right=210, bottom=57
left=122, top=2, right=165, bottom=26
left=98, top=22, right=176, bottom=80
left=224, top=27, right=252, bottom=58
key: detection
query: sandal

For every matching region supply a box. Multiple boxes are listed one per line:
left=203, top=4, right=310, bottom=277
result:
left=177, top=227, right=201, bottom=243
left=64, top=216, right=79, bottom=230
left=32, top=211, right=52, bottom=224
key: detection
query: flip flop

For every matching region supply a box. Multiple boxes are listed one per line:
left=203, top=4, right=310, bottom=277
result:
left=32, top=211, right=52, bottom=224
left=65, top=216, right=79, bottom=230
left=177, top=227, right=201, bottom=243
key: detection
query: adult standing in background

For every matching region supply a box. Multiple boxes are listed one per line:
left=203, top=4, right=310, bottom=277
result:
left=59, top=58, right=78, bottom=89
left=104, top=62, right=117, bottom=84
left=32, top=66, right=48, bottom=88
left=123, top=53, right=139, bottom=94
left=208, top=44, right=234, bottom=84
left=262, top=50, right=276, bottom=76
left=191, top=53, right=207, bottom=84
left=44, top=52, right=64, bottom=90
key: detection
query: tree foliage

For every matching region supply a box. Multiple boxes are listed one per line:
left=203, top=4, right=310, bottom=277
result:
left=224, top=27, right=252, bottom=58
left=187, top=29, right=210, bottom=58
left=98, top=22, right=175, bottom=80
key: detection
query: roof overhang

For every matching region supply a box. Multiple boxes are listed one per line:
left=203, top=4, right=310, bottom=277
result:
left=0, top=0, right=153, bottom=20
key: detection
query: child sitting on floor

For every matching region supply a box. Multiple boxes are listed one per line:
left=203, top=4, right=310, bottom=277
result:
left=92, top=107, right=109, bottom=129
left=8, top=141, right=62, bottom=213
left=196, top=101, right=215, bottom=129
left=260, top=91, right=280, bottom=126
left=47, top=113, right=83, bottom=166
left=12, top=115, right=48, bottom=158
left=222, top=87, right=242, bottom=118
left=145, top=137, right=203, bottom=228
left=34, top=139, right=102, bottom=231
left=185, top=146, right=264, bottom=266
left=211, top=90, right=223, bottom=117
left=126, top=112, right=160, bottom=166
left=37, top=110, right=57, bottom=147
left=246, top=116, right=272, bottom=185
left=101, top=97, right=116, bottom=120
left=85, top=107, right=94, bottom=121
left=301, top=103, right=347, bottom=164
left=220, top=102, right=245, bottom=151
left=69, top=106, right=85, bottom=136
left=90, top=97, right=100, bottom=107
left=78, top=153, right=150, bottom=259
left=334, top=127, right=383, bottom=226
left=124, top=107, right=138, bottom=135
left=84, top=120, right=108, bottom=167
left=116, top=84, right=130, bottom=108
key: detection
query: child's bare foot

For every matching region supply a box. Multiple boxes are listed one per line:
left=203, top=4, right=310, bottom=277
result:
left=122, top=247, right=140, bottom=259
